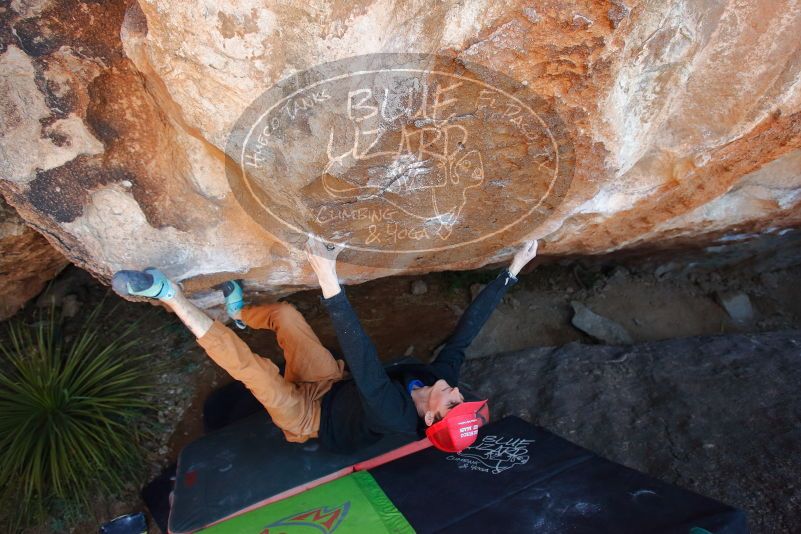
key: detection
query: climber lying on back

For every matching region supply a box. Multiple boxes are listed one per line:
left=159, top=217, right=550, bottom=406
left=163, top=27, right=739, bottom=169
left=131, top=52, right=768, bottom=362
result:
left=112, top=238, right=539, bottom=453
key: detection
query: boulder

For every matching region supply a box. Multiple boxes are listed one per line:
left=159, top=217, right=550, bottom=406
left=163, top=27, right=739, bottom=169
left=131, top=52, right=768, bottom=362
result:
left=0, top=197, right=68, bottom=320
left=1, top=0, right=800, bottom=307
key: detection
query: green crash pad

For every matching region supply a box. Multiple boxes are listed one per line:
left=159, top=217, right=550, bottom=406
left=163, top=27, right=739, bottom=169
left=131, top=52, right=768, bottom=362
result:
left=200, top=471, right=413, bottom=534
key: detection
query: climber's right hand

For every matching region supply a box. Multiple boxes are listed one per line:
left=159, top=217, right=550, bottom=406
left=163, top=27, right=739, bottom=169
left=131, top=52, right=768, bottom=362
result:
left=509, top=239, right=538, bottom=277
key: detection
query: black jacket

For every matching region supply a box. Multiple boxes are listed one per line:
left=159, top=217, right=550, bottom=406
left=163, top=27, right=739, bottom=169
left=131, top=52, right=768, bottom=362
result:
left=318, top=269, right=518, bottom=453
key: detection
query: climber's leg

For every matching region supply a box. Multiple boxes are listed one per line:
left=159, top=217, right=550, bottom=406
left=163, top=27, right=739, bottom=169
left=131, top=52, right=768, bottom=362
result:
left=112, top=269, right=318, bottom=440
left=112, top=269, right=212, bottom=337
left=195, top=319, right=321, bottom=441
left=219, top=280, right=246, bottom=329
left=240, top=302, right=345, bottom=384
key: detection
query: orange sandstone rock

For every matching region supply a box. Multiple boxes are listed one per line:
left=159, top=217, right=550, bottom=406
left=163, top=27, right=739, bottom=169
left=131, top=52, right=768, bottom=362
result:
left=0, top=197, right=68, bottom=320
left=0, top=0, right=799, bottom=308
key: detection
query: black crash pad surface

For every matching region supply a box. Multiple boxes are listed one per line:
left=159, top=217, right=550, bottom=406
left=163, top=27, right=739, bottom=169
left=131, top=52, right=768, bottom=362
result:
left=371, top=417, right=748, bottom=533
left=169, top=412, right=416, bottom=533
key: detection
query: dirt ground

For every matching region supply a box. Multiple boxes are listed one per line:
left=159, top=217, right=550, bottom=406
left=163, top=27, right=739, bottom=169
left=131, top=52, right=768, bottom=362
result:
left=231, top=260, right=801, bottom=365
left=6, top=243, right=801, bottom=532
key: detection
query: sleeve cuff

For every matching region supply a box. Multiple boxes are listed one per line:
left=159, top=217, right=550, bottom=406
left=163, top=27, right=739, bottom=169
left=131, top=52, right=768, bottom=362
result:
left=320, top=288, right=348, bottom=306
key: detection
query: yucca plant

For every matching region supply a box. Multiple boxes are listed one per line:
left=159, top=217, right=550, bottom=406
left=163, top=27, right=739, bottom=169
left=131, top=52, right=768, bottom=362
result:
left=0, top=300, right=159, bottom=529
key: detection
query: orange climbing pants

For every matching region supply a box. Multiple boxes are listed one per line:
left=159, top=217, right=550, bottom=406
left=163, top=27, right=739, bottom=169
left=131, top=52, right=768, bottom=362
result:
left=197, top=303, right=345, bottom=443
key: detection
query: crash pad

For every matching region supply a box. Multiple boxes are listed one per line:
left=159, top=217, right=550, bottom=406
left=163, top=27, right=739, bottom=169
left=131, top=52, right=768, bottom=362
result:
left=168, top=412, right=421, bottom=533
left=198, top=471, right=413, bottom=534
left=171, top=413, right=748, bottom=533
left=370, top=416, right=748, bottom=533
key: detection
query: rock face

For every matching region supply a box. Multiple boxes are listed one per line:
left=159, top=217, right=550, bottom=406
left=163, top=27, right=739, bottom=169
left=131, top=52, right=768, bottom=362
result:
left=461, top=330, right=801, bottom=532
left=1, top=1, right=800, bottom=305
left=0, top=196, right=67, bottom=320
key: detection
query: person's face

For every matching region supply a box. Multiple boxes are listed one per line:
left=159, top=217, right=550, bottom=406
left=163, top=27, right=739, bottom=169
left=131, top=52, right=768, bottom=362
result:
left=426, top=379, right=464, bottom=425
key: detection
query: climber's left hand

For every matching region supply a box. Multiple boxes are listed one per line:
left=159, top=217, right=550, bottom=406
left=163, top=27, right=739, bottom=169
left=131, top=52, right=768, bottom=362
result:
left=304, top=236, right=343, bottom=298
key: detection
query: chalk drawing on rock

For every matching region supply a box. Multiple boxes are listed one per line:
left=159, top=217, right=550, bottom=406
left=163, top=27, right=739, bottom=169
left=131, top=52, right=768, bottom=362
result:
left=227, top=54, right=575, bottom=268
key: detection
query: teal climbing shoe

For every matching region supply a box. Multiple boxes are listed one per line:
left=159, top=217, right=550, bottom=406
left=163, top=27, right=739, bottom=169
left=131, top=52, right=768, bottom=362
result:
left=112, top=268, right=176, bottom=300
left=220, top=280, right=246, bottom=329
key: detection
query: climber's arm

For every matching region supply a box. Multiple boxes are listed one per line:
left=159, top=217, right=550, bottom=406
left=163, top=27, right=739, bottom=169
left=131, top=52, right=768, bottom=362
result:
left=508, top=240, right=538, bottom=279
left=305, top=239, right=416, bottom=432
left=430, top=269, right=518, bottom=384
left=430, top=240, right=538, bottom=384
left=321, top=288, right=417, bottom=431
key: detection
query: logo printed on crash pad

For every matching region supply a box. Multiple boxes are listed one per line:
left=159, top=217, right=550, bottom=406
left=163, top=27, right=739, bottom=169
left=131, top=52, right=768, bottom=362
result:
left=261, top=502, right=350, bottom=533
left=446, top=435, right=534, bottom=475
left=227, top=53, right=574, bottom=269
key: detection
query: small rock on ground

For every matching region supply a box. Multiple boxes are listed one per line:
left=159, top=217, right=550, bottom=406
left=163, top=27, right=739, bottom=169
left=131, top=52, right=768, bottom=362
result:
left=570, top=301, right=634, bottom=345
left=410, top=280, right=428, bottom=295
left=716, top=291, right=754, bottom=322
